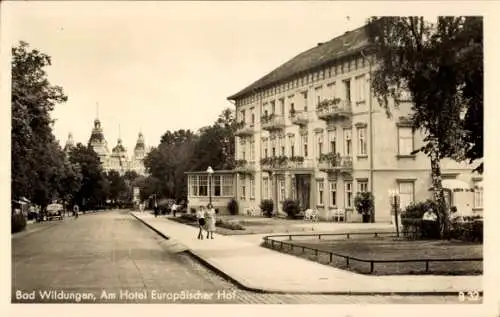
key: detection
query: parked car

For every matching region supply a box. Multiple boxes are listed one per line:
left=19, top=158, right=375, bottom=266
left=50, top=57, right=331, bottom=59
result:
left=46, top=203, right=64, bottom=221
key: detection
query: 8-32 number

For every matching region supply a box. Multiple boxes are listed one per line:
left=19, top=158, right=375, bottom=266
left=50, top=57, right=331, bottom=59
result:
left=458, top=291, right=480, bottom=302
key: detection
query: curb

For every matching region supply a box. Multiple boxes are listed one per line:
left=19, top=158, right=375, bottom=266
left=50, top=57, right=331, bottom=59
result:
left=130, top=212, right=170, bottom=241
left=130, top=212, right=481, bottom=296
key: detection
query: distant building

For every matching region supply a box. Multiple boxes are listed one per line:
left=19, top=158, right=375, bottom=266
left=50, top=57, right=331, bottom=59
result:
left=64, top=117, right=150, bottom=176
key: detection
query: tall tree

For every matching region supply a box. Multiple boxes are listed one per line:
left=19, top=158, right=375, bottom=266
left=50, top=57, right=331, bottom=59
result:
left=366, top=16, right=483, bottom=236
left=11, top=41, right=69, bottom=208
left=68, top=143, right=109, bottom=209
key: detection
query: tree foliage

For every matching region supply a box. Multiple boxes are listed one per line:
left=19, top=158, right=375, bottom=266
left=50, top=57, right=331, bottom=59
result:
left=11, top=41, right=69, bottom=207
left=366, top=16, right=483, bottom=236
left=141, top=108, right=237, bottom=202
left=68, top=143, right=109, bottom=209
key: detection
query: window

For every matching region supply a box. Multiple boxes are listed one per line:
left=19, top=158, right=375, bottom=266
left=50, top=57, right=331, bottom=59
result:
left=315, top=86, right=323, bottom=105
left=189, top=175, right=199, bottom=196
left=279, top=178, right=285, bottom=202
left=222, top=175, right=234, bottom=196
left=240, top=110, right=246, bottom=123
left=262, top=178, right=269, bottom=199
left=289, top=135, right=295, bottom=157
left=355, top=75, right=366, bottom=103
left=328, top=130, right=336, bottom=154
left=345, top=182, right=353, bottom=208
left=317, top=180, right=325, bottom=205
left=343, top=79, right=351, bottom=102
left=357, top=127, right=367, bottom=156
left=271, top=100, right=276, bottom=114
left=302, top=91, right=308, bottom=111
left=214, top=175, right=222, bottom=196
left=251, top=108, right=255, bottom=125
left=240, top=175, right=246, bottom=200
left=250, top=176, right=255, bottom=199
left=280, top=98, right=285, bottom=115
left=301, top=134, right=308, bottom=157
left=329, top=181, right=337, bottom=207
left=398, top=181, right=415, bottom=210
left=316, top=133, right=323, bottom=157
left=250, top=139, right=255, bottom=160
left=474, top=181, right=483, bottom=209
left=398, top=127, right=414, bottom=155
left=358, top=180, right=368, bottom=193
left=327, top=82, right=336, bottom=99
left=344, top=128, right=352, bottom=156
left=199, top=175, right=208, bottom=196
left=279, top=136, right=285, bottom=156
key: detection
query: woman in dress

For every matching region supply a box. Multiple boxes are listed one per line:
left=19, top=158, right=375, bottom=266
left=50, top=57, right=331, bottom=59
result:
left=196, top=206, right=206, bottom=240
left=205, top=203, right=216, bottom=239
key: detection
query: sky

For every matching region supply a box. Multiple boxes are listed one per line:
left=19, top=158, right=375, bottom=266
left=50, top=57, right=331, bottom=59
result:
left=4, top=1, right=370, bottom=152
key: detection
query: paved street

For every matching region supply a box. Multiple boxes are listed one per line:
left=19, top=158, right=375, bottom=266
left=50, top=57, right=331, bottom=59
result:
left=12, top=210, right=466, bottom=304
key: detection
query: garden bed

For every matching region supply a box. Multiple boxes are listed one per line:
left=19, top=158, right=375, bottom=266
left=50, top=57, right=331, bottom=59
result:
left=263, top=235, right=483, bottom=276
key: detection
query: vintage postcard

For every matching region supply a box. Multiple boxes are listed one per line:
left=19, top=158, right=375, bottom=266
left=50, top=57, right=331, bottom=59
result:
left=2, top=1, right=498, bottom=316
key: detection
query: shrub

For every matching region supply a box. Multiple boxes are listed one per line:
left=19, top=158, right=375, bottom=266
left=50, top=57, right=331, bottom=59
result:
left=402, top=199, right=438, bottom=219
left=282, top=199, right=300, bottom=218
left=227, top=199, right=238, bottom=215
left=215, top=219, right=245, bottom=230
left=190, top=207, right=196, bottom=214
left=259, top=199, right=274, bottom=217
left=180, top=213, right=197, bottom=222
left=450, top=219, right=483, bottom=242
left=354, top=192, right=374, bottom=215
left=12, top=212, right=27, bottom=233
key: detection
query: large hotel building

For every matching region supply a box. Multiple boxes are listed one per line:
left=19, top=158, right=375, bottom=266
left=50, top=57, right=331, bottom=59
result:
left=186, top=24, right=482, bottom=222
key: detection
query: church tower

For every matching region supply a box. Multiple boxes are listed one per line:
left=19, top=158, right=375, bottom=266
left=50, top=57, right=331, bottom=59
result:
left=132, top=132, right=147, bottom=175
left=110, top=137, right=128, bottom=175
left=64, top=132, right=75, bottom=154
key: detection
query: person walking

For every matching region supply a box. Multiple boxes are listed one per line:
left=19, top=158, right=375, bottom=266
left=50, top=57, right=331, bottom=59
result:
left=154, top=199, right=159, bottom=217
left=195, top=206, right=206, bottom=240
left=73, top=204, right=79, bottom=219
left=205, top=203, right=216, bottom=239
left=171, top=202, right=178, bottom=217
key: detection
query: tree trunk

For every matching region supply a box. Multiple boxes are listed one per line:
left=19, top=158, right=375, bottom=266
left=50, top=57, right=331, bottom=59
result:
left=429, top=151, right=448, bottom=238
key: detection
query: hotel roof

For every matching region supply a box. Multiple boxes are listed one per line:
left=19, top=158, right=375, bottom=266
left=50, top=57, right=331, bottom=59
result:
left=227, top=24, right=370, bottom=101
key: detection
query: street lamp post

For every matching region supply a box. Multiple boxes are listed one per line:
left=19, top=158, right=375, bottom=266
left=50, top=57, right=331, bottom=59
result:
left=389, top=189, right=401, bottom=237
left=206, top=166, right=214, bottom=205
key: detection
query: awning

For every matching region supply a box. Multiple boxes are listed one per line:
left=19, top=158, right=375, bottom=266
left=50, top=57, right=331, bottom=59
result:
left=429, top=179, right=474, bottom=192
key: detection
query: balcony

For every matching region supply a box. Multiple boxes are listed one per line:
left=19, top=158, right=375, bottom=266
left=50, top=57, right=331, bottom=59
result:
left=261, top=114, right=285, bottom=131
left=260, top=156, right=287, bottom=171
left=316, top=98, right=352, bottom=121
left=318, top=153, right=353, bottom=172
left=234, top=159, right=256, bottom=174
left=235, top=122, right=255, bottom=137
left=286, top=157, right=315, bottom=171
left=289, top=110, right=309, bottom=126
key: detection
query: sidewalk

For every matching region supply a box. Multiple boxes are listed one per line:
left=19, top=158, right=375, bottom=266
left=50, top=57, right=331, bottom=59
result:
left=131, top=212, right=482, bottom=295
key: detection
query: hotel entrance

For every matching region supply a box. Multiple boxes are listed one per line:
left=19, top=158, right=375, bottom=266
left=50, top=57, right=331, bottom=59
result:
left=292, top=174, right=312, bottom=211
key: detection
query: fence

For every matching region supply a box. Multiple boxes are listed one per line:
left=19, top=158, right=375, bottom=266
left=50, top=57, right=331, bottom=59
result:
left=262, top=232, right=483, bottom=274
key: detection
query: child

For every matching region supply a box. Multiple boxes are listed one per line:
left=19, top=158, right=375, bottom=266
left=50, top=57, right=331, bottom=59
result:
left=196, top=206, right=206, bottom=240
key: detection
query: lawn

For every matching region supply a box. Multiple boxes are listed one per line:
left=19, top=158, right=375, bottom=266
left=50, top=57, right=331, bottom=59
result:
left=266, top=236, right=483, bottom=275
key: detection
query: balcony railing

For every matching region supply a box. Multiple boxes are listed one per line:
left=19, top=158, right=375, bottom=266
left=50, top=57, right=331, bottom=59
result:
left=289, top=110, right=309, bottom=126
left=318, top=153, right=353, bottom=171
left=235, top=122, right=255, bottom=137
left=260, top=156, right=315, bottom=171
left=234, top=159, right=256, bottom=173
left=261, top=114, right=286, bottom=131
left=316, top=98, right=352, bottom=121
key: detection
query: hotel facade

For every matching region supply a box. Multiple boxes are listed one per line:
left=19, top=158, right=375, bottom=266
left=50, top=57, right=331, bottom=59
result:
left=186, top=24, right=482, bottom=222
